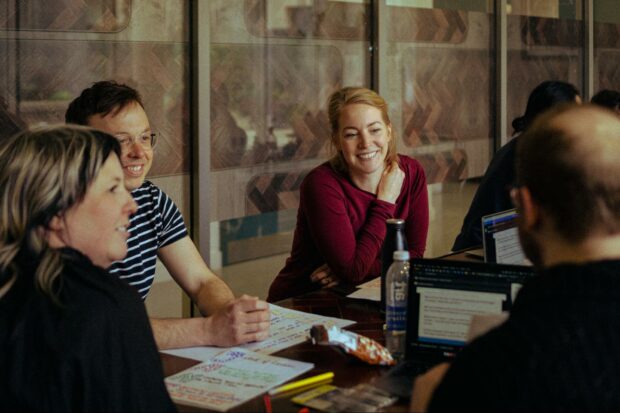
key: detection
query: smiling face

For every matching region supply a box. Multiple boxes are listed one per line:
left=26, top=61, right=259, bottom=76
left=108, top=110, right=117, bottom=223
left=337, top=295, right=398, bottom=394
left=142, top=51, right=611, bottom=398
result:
left=336, top=103, right=392, bottom=182
left=87, top=101, right=153, bottom=191
left=54, top=154, right=138, bottom=268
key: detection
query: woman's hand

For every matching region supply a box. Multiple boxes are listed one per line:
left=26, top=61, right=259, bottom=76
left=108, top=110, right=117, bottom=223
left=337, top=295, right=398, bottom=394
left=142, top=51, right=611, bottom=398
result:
left=310, top=264, right=340, bottom=288
left=377, top=161, right=405, bottom=204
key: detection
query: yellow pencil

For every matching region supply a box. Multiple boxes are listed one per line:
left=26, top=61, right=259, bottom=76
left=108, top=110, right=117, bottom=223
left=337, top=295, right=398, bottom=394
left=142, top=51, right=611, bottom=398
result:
left=268, top=372, right=335, bottom=396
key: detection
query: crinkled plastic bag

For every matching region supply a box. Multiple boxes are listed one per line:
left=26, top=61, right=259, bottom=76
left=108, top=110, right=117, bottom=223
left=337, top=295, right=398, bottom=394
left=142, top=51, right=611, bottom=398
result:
left=310, top=324, right=395, bottom=366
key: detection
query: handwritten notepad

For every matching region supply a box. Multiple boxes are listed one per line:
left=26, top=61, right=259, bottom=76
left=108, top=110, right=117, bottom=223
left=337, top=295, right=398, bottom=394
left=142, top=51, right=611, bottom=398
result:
left=162, top=304, right=355, bottom=361
left=165, top=348, right=313, bottom=411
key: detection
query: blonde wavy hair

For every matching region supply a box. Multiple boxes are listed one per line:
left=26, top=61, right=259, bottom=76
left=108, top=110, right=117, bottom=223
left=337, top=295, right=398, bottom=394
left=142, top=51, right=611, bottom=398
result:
left=0, top=125, right=120, bottom=302
left=327, top=86, right=398, bottom=175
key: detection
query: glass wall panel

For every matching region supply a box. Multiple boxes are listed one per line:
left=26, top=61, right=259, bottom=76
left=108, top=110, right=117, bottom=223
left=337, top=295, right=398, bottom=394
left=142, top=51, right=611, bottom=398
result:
left=381, top=1, right=494, bottom=257
left=593, top=0, right=620, bottom=93
left=0, top=0, right=190, bottom=316
left=506, top=0, right=583, bottom=137
left=208, top=0, right=371, bottom=293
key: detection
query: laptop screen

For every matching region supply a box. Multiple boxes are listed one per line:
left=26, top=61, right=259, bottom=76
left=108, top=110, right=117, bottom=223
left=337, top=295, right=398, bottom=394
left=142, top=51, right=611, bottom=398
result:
left=405, top=259, right=534, bottom=359
left=481, top=209, right=530, bottom=265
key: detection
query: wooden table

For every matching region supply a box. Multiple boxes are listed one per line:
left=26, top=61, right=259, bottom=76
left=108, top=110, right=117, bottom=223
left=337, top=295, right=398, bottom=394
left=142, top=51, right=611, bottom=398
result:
left=161, top=251, right=481, bottom=412
left=161, top=288, right=409, bottom=412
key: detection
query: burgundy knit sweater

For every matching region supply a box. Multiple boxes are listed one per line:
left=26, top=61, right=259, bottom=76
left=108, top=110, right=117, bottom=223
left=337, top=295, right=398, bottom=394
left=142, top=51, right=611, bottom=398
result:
left=267, top=155, right=429, bottom=302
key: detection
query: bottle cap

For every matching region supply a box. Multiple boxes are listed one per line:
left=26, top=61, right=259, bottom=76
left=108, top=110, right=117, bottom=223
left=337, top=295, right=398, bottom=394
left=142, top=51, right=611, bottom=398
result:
left=386, top=218, right=405, bottom=226
left=392, top=250, right=410, bottom=261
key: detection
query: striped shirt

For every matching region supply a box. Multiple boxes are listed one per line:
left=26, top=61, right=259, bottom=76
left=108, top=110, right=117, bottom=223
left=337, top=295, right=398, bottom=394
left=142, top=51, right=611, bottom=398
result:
left=108, top=181, right=188, bottom=300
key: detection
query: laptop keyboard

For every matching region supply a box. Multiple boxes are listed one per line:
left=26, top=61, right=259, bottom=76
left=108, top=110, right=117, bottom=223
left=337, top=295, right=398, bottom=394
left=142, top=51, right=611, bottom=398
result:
left=372, top=360, right=432, bottom=399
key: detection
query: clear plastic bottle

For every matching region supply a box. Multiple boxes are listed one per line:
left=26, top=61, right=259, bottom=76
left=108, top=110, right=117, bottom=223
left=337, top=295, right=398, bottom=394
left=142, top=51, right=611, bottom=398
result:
left=385, top=250, right=410, bottom=361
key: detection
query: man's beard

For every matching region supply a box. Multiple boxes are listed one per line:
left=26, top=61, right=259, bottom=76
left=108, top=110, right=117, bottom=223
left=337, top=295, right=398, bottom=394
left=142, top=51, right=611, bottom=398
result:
left=518, top=226, right=544, bottom=268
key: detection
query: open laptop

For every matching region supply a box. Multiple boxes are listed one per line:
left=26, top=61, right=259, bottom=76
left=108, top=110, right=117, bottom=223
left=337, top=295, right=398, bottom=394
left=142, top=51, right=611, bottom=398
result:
left=482, top=209, right=530, bottom=265
left=373, top=258, right=533, bottom=398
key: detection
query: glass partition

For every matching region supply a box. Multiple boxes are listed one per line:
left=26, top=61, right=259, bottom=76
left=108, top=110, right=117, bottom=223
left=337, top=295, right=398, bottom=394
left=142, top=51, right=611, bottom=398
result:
left=506, top=0, right=583, bottom=137
left=380, top=1, right=494, bottom=257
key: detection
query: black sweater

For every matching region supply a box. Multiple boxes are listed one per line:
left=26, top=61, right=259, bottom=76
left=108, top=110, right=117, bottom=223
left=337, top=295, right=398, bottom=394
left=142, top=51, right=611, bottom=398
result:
left=429, top=260, right=620, bottom=412
left=0, top=248, right=176, bottom=412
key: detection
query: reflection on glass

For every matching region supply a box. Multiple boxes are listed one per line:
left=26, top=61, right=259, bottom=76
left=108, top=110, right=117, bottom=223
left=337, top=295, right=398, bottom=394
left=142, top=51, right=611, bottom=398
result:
left=507, top=0, right=583, bottom=137
left=594, top=0, right=620, bottom=92
left=0, top=0, right=131, bottom=32
left=382, top=3, right=494, bottom=257
left=209, top=0, right=371, bottom=269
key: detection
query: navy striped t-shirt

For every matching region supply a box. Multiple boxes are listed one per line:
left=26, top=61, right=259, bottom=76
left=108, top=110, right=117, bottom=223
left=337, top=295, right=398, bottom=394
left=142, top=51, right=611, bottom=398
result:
left=108, top=181, right=188, bottom=300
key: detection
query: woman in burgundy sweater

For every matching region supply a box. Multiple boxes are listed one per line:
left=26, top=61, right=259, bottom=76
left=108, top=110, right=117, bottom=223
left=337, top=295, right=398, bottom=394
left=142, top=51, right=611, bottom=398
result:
left=267, top=87, right=429, bottom=302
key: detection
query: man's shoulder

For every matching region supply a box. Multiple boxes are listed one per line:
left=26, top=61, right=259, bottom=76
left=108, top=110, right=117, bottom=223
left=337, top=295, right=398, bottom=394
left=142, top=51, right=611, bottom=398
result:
left=132, top=180, right=179, bottom=213
left=132, top=180, right=165, bottom=201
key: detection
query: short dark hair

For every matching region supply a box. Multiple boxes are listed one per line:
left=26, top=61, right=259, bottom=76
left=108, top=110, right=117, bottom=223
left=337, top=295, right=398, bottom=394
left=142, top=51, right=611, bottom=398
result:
left=511, top=81, right=580, bottom=133
left=65, top=80, right=143, bottom=125
left=591, top=89, right=620, bottom=111
left=516, top=104, right=620, bottom=241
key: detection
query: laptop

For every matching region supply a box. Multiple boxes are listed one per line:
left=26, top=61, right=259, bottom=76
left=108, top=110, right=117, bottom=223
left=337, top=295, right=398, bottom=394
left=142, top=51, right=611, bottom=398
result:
left=373, top=258, right=533, bottom=398
left=482, top=209, right=530, bottom=265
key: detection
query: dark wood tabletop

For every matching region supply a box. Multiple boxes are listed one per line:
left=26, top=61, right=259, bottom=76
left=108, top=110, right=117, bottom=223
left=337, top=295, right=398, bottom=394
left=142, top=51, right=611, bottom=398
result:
left=161, top=251, right=480, bottom=412
left=161, top=288, right=410, bottom=412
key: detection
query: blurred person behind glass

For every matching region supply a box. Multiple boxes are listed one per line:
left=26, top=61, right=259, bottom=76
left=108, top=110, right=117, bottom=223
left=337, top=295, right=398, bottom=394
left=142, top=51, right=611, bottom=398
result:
left=452, top=80, right=581, bottom=251
left=0, top=126, right=175, bottom=412
left=591, top=89, right=620, bottom=115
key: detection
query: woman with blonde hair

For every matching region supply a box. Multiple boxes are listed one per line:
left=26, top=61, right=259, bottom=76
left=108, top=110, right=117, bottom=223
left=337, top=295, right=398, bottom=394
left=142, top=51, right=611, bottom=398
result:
left=0, top=126, right=175, bottom=412
left=268, top=87, right=429, bottom=301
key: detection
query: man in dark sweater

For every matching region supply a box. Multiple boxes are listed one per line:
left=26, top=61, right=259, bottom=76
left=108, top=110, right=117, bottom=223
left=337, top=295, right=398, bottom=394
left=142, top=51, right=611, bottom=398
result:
left=411, top=104, right=620, bottom=412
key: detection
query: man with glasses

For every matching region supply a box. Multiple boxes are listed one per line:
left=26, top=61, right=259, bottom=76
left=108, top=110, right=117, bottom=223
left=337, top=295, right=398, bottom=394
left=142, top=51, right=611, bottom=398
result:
left=66, top=81, right=270, bottom=350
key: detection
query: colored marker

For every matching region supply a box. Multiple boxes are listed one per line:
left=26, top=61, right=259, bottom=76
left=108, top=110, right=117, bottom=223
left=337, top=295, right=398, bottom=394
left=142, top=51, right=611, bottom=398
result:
left=268, top=372, right=335, bottom=396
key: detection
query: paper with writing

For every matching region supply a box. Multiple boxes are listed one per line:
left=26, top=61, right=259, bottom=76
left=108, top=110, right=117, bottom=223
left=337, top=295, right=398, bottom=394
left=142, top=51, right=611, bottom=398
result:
left=347, top=277, right=380, bottom=301
left=165, top=347, right=314, bottom=411
left=161, top=304, right=355, bottom=361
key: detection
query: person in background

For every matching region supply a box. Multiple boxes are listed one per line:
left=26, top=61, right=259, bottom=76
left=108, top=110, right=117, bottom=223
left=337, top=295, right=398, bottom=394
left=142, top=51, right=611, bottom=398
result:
left=65, top=81, right=270, bottom=350
left=452, top=80, right=580, bottom=251
left=591, top=89, right=620, bottom=114
left=411, top=104, right=620, bottom=412
left=0, top=126, right=175, bottom=412
left=267, top=87, right=429, bottom=302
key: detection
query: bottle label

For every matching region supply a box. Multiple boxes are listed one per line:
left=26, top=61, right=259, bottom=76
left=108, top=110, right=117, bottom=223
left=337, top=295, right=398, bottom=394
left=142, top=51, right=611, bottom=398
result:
left=386, top=306, right=406, bottom=331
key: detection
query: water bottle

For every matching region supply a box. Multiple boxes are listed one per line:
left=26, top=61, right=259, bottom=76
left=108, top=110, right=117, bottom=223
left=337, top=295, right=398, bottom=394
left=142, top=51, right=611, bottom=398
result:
left=381, top=219, right=408, bottom=312
left=385, top=250, right=410, bottom=360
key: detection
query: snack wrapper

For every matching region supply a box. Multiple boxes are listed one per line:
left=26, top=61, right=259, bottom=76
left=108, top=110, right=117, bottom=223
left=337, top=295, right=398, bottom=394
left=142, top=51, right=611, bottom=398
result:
left=309, top=325, right=395, bottom=366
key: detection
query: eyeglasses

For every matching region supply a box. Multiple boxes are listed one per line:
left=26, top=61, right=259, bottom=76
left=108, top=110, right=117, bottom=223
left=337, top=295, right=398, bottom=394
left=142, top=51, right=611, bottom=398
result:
left=115, top=132, right=157, bottom=149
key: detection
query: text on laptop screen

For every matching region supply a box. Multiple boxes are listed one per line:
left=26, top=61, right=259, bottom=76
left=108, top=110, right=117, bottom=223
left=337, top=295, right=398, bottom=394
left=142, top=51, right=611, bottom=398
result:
left=406, top=260, right=534, bottom=356
left=482, top=209, right=529, bottom=265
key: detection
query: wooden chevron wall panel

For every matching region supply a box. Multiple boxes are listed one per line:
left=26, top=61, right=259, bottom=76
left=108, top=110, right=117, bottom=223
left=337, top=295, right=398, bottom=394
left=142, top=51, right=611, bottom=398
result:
left=245, top=170, right=309, bottom=215
left=388, top=6, right=468, bottom=43
left=521, top=15, right=582, bottom=47
left=244, top=0, right=368, bottom=40
left=0, top=0, right=131, bottom=31
left=210, top=44, right=342, bottom=170
left=595, top=22, right=620, bottom=49
left=597, top=51, right=620, bottom=91
left=0, top=39, right=189, bottom=176
left=400, top=47, right=493, bottom=148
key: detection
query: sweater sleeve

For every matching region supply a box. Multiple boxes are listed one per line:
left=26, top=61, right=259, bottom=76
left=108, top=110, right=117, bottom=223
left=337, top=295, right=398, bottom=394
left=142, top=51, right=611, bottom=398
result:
left=301, top=170, right=395, bottom=284
left=403, top=159, right=429, bottom=258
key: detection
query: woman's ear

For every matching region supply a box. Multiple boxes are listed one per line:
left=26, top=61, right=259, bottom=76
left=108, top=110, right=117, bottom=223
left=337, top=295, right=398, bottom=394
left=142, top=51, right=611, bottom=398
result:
left=48, top=214, right=64, bottom=231
left=45, top=214, right=67, bottom=248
